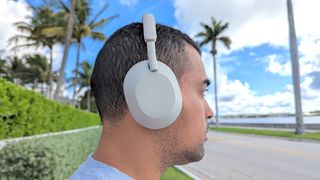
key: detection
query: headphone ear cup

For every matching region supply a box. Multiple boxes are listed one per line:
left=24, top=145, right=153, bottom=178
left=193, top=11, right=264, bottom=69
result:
left=123, top=60, right=182, bottom=129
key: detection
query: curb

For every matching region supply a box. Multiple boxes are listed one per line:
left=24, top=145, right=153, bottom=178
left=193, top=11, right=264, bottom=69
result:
left=175, top=165, right=200, bottom=180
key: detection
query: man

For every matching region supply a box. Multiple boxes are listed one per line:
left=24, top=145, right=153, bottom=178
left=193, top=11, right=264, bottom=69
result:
left=70, top=21, right=213, bottom=179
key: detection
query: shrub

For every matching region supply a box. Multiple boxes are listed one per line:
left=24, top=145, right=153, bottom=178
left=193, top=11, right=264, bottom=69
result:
left=0, top=127, right=102, bottom=179
left=0, top=78, right=100, bottom=140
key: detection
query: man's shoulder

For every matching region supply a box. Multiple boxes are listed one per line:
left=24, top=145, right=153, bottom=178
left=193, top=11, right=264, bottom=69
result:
left=70, top=154, right=133, bottom=180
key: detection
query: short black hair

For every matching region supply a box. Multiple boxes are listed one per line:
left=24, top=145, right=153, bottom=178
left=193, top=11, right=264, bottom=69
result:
left=90, top=23, right=200, bottom=123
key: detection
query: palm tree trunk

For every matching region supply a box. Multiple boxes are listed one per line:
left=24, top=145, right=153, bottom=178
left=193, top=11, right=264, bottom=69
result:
left=32, top=79, right=38, bottom=90
left=287, top=0, right=304, bottom=134
left=87, top=88, right=91, bottom=112
left=72, top=42, right=81, bottom=106
left=212, top=52, right=220, bottom=128
left=54, top=0, right=76, bottom=99
left=47, top=47, right=53, bottom=99
left=41, top=83, right=44, bottom=94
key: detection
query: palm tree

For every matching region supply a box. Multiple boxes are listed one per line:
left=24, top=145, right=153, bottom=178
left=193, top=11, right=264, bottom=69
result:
left=2, top=56, right=26, bottom=84
left=79, top=90, right=97, bottom=112
left=68, top=61, right=93, bottom=111
left=54, top=0, right=118, bottom=103
left=8, top=5, right=66, bottom=98
left=54, top=0, right=77, bottom=100
left=287, top=0, right=304, bottom=134
left=61, top=0, right=117, bottom=104
left=20, top=54, right=50, bottom=91
left=0, top=59, right=7, bottom=77
left=196, top=17, right=231, bottom=128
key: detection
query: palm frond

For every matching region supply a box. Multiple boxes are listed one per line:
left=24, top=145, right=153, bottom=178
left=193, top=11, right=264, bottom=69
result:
left=198, top=38, right=211, bottom=47
left=7, top=35, right=37, bottom=46
left=58, top=0, right=70, bottom=13
left=218, top=36, right=232, bottom=49
left=41, top=26, right=66, bottom=37
left=90, top=32, right=106, bottom=41
left=196, top=16, right=231, bottom=53
left=11, top=42, right=41, bottom=50
left=195, top=32, right=208, bottom=38
left=90, top=15, right=118, bottom=29
left=88, top=3, right=109, bottom=26
left=200, top=23, right=213, bottom=36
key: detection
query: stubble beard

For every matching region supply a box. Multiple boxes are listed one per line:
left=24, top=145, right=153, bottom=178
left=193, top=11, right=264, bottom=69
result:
left=156, top=132, right=206, bottom=173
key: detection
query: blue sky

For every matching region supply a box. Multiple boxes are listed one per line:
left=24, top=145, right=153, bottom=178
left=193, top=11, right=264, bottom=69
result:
left=1, top=0, right=319, bottom=115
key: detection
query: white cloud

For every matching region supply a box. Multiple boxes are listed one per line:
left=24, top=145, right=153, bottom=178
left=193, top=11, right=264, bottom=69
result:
left=298, top=37, right=320, bottom=75
left=206, top=75, right=320, bottom=115
left=0, top=0, right=32, bottom=54
left=0, top=0, right=64, bottom=67
left=174, top=0, right=288, bottom=51
left=265, top=54, right=291, bottom=76
left=173, top=0, right=320, bottom=52
left=263, top=37, right=320, bottom=77
left=202, top=51, right=320, bottom=115
left=119, top=0, right=139, bottom=7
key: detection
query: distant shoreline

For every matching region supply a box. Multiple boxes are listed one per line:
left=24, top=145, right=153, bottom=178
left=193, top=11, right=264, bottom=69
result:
left=221, top=113, right=320, bottom=119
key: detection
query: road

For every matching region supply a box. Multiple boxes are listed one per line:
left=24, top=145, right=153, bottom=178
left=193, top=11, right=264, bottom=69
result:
left=181, top=131, right=320, bottom=180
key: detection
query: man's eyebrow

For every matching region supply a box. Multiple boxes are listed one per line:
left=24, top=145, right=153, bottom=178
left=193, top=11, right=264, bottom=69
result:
left=203, top=79, right=211, bottom=87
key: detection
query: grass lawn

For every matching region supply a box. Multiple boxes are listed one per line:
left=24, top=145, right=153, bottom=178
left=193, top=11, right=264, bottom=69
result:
left=161, top=167, right=193, bottom=180
left=209, top=126, right=320, bottom=141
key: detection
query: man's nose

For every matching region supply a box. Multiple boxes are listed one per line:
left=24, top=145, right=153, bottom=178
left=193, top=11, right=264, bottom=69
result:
left=205, top=100, right=214, bottom=119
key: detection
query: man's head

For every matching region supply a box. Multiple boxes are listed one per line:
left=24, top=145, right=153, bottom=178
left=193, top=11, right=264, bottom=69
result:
left=91, top=23, right=213, bottom=166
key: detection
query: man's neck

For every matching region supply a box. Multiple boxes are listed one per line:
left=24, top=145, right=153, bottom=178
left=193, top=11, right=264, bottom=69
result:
left=93, top=121, right=162, bottom=180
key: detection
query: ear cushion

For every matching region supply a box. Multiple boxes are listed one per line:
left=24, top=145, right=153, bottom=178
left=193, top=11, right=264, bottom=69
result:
left=123, top=60, right=182, bottom=129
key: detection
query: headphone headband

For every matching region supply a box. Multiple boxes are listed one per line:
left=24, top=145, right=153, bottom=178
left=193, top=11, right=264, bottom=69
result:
left=143, top=14, right=158, bottom=72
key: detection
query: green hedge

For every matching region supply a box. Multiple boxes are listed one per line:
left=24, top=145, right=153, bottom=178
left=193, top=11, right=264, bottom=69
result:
left=0, top=78, right=101, bottom=140
left=0, top=127, right=190, bottom=179
left=0, top=127, right=102, bottom=179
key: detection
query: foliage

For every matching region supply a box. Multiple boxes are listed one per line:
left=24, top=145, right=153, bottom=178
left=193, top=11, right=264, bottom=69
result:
left=79, top=89, right=97, bottom=113
left=0, top=54, right=58, bottom=94
left=0, top=127, right=190, bottom=179
left=0, top=78, right=100, bottom=140
left=58, top=0, right=118, bottom=102
left=0, top=56, right=26, bottom=84
left=54, top=0, right=118, bottom=99
left=68, top=61, right=94, bottom=111
left=196, top=17, right=231, bottom=55
left=0, top=127, right=102, bottom=179
left=8, top=4, right=67, bottom=98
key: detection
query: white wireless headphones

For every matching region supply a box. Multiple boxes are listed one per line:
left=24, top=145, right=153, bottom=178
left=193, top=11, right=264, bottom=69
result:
left=123, top=14, right=182, bottom=129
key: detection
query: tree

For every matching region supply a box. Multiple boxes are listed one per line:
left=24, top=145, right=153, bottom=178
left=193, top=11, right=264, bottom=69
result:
left=68, top=61, right=93, bottom=111
left=1, top=54, right=52, bottom=93
left=196, top=17, right=231, bottom=128
left=0, top=59, right=7, bottom=77
left=1, top=56, right=26, bottom=84
left=287, top=0, right=304, bottom=134
left=58, top=0, right=117, bottom=104
left=79, top=90, right=97, bottom=113
left=54, top=0, right=77, bottom=100
left=8, top=5, right=66, bottom=98
left=20, top=54, right=50, bottom=91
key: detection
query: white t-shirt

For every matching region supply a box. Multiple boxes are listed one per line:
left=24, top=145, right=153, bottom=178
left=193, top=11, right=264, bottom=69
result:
left=70, top=153, right=134, bottom=180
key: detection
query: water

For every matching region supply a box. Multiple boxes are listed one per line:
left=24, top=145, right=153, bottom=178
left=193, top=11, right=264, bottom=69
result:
left=219, top=116, right=320, bottom=124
